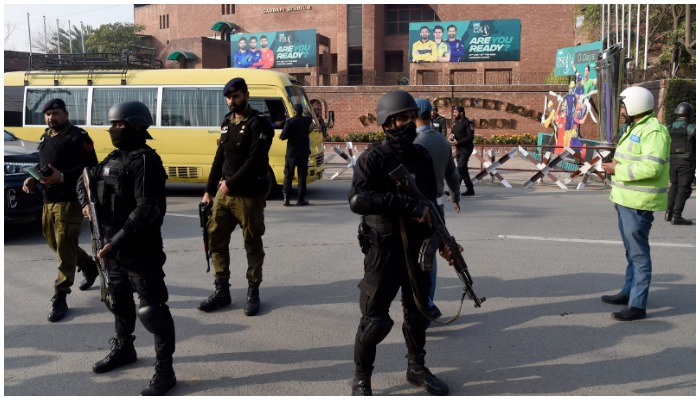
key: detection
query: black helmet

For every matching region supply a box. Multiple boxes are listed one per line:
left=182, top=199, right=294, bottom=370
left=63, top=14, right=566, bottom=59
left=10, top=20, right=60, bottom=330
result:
left=108, top=101, right=154, bottom=129
left=674, top=102, right=694, bottom=117
left=375, top=90, right=418, bottom=126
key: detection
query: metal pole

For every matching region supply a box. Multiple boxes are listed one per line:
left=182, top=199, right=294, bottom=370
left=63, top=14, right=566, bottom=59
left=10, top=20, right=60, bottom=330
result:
left=615, top=4, right=619, bottom=44
left=635, top=5, right=641, bottom=69
left=27, top=13, right=32, bottom=54
left=627, top=4, right=632, bottom=58
left=644, top=4, right=649, bottom=71
left=56, top=18, right=61, bottom=57
left=607, top=4, right=611, bottom=48
left=68, top=20, right=73, bottom=53
left=601, top=4, right=605, bottom=47
left=43, top=16, right=48, bottom=54
left=621, top=4, right=625, bottom=48
left=80, top=21, right=85, bottom=53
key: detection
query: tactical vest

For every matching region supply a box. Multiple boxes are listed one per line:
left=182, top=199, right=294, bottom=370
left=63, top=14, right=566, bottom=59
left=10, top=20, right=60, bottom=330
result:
left=669, top=120, right=690, bottom=154
left=97, top=148, right=154, bottom=227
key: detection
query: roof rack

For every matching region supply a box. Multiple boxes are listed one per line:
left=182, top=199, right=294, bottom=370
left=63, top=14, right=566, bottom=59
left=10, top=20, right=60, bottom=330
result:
left=25, top=51, right=163, bottom=85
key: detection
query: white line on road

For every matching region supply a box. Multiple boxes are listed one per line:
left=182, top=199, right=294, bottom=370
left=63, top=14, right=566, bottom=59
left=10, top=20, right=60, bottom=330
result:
left=499, top=234, right=695, bottom=248
left=166, top=212, right=198, bottom=219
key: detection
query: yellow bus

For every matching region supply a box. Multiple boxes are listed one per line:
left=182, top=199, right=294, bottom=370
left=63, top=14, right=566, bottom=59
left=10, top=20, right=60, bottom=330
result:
left=4, top=67, right=325, bottom=197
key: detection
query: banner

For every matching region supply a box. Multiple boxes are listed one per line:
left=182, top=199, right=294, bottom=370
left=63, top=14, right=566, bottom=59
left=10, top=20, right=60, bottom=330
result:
left=230, top=29, right=317, bottom=69
left=408, top=19, right=521, bottom=63
left=554, top=41, right=603, bottom=78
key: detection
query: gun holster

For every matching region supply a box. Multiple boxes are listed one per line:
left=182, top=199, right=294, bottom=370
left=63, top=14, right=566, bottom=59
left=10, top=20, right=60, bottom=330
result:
left=357, top=222, right=371, bottom=254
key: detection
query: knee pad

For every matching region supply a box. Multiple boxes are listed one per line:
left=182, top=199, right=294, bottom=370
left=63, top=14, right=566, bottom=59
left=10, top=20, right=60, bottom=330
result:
left=106, top=286, right=134, bottom=317
left=137, top=304, right=173, bottom=336
left=358, top=316, right=394, bottom=347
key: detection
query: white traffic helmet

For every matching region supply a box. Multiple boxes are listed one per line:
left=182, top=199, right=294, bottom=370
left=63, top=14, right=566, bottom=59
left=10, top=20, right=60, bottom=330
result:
left=619, top=86, right=655, bottom=117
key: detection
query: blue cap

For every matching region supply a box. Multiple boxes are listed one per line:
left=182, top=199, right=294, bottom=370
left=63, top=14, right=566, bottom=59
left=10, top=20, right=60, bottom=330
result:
left=415, top=98, right=432, bottom=119
left=223, top=77, right=248, bottom=96
left=42, top=98, right=67, bottom=114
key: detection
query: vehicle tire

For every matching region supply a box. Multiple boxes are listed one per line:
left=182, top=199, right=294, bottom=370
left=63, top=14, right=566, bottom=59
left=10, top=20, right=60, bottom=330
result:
left=265, top=167, right=280, bottom=199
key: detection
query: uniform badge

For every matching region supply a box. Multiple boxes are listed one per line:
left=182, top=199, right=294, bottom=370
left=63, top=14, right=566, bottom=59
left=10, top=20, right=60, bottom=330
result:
left=103, top=167, right=110, bottom=176
left=221, top=126, right=228, bottom=134
left=630, top=134, right=640, bottom=143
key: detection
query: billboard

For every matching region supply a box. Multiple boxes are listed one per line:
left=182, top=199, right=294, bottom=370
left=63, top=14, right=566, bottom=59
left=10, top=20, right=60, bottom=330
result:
left=408, top=19, right=521, bottom=63
left=230, top=29, right=317, bottom=69
left=554, top=41, right=603, bottom=78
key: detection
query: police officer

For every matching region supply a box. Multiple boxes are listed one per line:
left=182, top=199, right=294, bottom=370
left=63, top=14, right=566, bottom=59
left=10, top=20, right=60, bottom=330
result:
left=22, top=98, right=99, bottom=322
left=449, top=106, right=476, bottom=196
left=666, top=102, right=696, bottom=225
left=77, top=101, right=176, bottom=395
left=198, top=77, right=273, bottom=316
left=348, top=90, right=456, bottom=396
left=280, top=103, right=313, bottom=206
left=430, top=105, right=448, bottom=137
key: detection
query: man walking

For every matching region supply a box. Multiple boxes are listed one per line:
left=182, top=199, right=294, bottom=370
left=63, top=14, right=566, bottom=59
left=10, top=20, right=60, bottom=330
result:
left=449, top=106, right=476, bottom=196
left=665, top=102, right=695, bottom=225
left=22, top=98, right=99, bottom=322
left=431, top=105, right=448, bottom=137
left=280, top=103, right=313, bottom=206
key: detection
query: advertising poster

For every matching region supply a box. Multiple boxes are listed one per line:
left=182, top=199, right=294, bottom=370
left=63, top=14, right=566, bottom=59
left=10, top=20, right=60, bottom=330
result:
left=230, top=29, right=317, bottom=69
left=408, top=19, right=521, bottom=63
left=554, top=41, right=603, bottom=79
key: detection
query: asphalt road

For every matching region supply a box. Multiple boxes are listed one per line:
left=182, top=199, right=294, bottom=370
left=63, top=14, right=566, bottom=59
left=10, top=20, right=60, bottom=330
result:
left=3, top=178, right=696, bottom=396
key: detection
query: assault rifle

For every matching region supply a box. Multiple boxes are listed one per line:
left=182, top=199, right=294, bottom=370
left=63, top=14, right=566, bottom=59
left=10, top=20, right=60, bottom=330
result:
left=81, top=168, right=112, bottom=301
left=389, top=164, right=485, bottom=308
left=199, top=202, right=212, bottom=273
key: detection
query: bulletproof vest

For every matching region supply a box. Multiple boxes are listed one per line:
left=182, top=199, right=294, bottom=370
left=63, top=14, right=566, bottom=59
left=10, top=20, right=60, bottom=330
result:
left=96, top=148, right=153, bottom=227
left=669, top=120, right=690, bottom=154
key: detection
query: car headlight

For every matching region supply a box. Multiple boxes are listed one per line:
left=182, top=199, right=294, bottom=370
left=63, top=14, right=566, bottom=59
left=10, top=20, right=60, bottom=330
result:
left=4, top=161, right=35, bottom=175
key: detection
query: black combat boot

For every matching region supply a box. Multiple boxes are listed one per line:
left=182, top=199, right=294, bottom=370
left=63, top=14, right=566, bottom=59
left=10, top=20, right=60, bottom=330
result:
left=244, top=281, right=260, bottom=316
left=283, top=193, right=291, bottom=207
left=672, top=215, right=693, bottom=225
left=351, top=372, right=373, bottom=396
left=664, top=209, right=673, bottom=222
left=406, top=352, right=449, bottom=395
left=140, top=358, right=177, bottom=396
left=92, top=335, right=137, bottom=373
left=47, top=292, right=68, bottom=322
left=78, top=258, right=99, bottom=291
left=198, top=279, right=231, bottom=312
left=296, top=197, right=309, bottom=206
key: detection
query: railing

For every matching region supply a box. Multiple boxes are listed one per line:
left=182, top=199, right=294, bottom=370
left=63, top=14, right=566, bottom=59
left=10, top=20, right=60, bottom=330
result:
left=28, top=52, right=163, bottom=71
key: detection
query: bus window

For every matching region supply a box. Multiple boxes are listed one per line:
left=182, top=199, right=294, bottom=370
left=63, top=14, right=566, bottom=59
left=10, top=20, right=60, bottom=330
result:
left=92, top=88, right=158, bottom=126
left=249, top=98, right=286, bottom=126
left=26, top=88, right=88, bottom=125
left=162, top=87, right=227, bottom=127
left=4, top=86, right=23, bottom=127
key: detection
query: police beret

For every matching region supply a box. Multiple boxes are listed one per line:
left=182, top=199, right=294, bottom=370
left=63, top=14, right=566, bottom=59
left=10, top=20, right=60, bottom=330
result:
left=42, top=98, right=67, bottom=114
left=454, top=106, right=465, bottom=113
left=223, top=77, right=248, bottom=96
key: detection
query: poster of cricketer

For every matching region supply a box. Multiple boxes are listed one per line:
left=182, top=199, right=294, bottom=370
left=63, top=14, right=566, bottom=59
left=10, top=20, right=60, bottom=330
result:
left=230, top=29, right=317, bottom=69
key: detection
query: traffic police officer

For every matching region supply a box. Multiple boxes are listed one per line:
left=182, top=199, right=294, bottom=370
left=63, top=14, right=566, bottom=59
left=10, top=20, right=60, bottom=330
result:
left=348, top=90, right=453, bottom=396
left=665, top=102, right=695, bottom=225
left=198, top=77, right=274, bottom=316
left=601, top=86, right=670, bottom=321
left=77, top=101, right=176, bottom=395
left=22, top=98, right=99, bottom=322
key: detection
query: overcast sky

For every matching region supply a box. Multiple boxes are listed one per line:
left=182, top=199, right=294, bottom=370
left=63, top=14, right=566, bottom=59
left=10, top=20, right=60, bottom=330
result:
left=3, top=4, right=134, bottom=52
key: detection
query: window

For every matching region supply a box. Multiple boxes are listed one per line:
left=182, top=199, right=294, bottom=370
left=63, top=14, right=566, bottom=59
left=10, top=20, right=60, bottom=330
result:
left=249, top=98, right=287, bottom=125
left=385, top=5, right=438, bottom=35
left=384, top=51, right=403, bottom=72
left=162, top=88, right=226, bottom=127
left=222, top=5, right=235, bottom=15
left=160, top=15, right=169, bottom=29
left=25, top=88, right=88, bottom=125
left=92, top=88, right=158, bottom=126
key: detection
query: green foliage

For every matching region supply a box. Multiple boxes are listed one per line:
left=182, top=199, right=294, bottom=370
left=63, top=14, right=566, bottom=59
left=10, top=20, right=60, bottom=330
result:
left=85, top=23, right=147, bottom=53
left=327, top=131, right=385, bottom=143
left=663, top=79, right=696, bottom=123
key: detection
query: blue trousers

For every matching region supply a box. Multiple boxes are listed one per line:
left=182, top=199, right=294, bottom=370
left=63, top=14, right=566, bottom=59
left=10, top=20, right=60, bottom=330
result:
left=616, top=204, right=654, bottom=309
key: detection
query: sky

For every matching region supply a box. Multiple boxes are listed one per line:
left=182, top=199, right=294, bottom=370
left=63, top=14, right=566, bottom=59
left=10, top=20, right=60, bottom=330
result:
left=3, top=4, right=134, bottom=52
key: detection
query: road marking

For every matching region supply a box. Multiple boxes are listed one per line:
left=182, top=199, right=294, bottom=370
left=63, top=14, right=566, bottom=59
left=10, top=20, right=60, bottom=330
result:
left=499, top=234, right=695, bottom=248
left=167, top=212, right=198, bottom=219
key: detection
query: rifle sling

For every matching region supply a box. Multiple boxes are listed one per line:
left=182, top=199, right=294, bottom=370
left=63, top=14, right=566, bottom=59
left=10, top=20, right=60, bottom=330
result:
left=398, top=218, right=466, bottom=325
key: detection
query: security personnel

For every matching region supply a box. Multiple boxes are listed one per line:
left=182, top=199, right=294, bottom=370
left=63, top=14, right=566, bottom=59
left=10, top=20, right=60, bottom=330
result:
left=449, top=106, right=476, bottom=196
left=77, top=101, right=176, bottom=395
left=348, top=90, right=453, bottom=396
left=430, top=105, right=448, bottom=137
left=280, top=103, right=313, bottom=206
left=22, top=98, right=99, bottom=322
left=665, top=102, right=696, bottom=225
left=601, top=86, right=670, bottom=322
left=198, top=77, right=273, bottom=316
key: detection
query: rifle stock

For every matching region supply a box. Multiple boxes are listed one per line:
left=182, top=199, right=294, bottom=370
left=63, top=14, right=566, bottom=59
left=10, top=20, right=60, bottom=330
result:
left=81, top=168, right=112, bottom=296
left=389, top=164, right=485, bottom=308
left=199, top=202, right=212, bottom=273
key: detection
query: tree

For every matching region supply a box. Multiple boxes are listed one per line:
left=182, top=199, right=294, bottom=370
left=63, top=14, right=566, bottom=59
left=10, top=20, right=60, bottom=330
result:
left=576, top=4, right=696, bottom=76
left=85, top=22, right=147, bottom=54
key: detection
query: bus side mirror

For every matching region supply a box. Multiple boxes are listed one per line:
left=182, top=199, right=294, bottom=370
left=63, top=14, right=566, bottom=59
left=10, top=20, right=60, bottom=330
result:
left=327, top=110, right=334, bottom=129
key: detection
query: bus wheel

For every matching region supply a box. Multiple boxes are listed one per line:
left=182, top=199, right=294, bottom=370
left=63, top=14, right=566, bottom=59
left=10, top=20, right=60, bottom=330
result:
left=265, top=167, right=280, bottom=199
